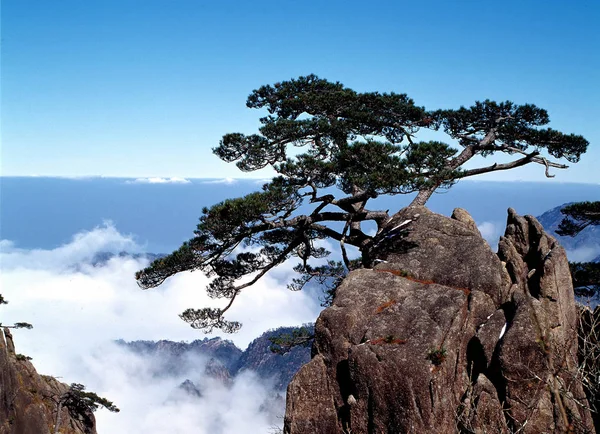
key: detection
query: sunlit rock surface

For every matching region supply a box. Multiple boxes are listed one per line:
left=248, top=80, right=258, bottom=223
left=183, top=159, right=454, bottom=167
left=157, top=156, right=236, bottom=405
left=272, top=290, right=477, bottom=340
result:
left=284, top=207, right=594, bottom=434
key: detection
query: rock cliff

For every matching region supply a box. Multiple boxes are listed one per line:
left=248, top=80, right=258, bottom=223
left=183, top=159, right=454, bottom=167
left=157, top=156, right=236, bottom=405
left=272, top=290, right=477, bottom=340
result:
left=284, top=207, right=595, bottom=433
left=0, top=328, right=96, bottom=434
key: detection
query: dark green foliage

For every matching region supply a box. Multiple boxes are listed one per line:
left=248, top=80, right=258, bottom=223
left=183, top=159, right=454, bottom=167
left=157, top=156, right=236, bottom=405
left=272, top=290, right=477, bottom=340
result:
left=434, top=101, right=587, bottom=163
left=427, top=348, right=447, bottom=366
left=15, top=353, right=32, bottom=361
left=268, top=326, right=314, bottom=355
left=13, top=322, right=33, bottom=329
left=216, top=75, right=458, bottom=195
left=557, top=201, right=600, bottom=237
left=62, top=383, right=119, bottom=415
left=136, top=75, right=588, bottom=333
left=0, top=322, right=33, bottom=330
left=570, top=262, right=600, bottom=297
left=179, top=307, right=242, bottom=334
left=0, top=294, right=7, bottom=305
left=290, top=259, right=362, bottom=307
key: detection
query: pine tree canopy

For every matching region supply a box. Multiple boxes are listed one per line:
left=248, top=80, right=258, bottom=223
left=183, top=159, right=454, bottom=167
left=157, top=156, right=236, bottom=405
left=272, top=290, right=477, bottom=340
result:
left=557, top=201, right=600, bottom=237
left=62, top=383, right=120, bottom=414
left=557, top=201, right=600, bottom=299
left=569, top=262, right=600, bottom=298
left=136, top=75, right=589, bottom=333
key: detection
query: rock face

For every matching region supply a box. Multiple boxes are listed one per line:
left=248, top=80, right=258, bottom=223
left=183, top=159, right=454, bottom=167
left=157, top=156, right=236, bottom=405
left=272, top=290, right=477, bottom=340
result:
left=284, top=207, right=594, bottom=433
left=0, top=328, right=96, bottom=434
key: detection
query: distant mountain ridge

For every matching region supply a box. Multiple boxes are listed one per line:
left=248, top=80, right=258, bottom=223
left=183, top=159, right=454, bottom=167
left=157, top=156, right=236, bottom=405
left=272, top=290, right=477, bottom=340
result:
left=232, top=326, right=312, bottom=390
left=115, top=336, right=242, bottom=376
left=117, top=325, right=312, bottom=392
left=90, top=251, right=165, bottom=267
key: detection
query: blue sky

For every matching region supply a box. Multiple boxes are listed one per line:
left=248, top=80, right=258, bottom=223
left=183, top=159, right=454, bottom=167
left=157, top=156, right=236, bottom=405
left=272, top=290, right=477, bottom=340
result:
left=2, top=0, right=599, bottom=182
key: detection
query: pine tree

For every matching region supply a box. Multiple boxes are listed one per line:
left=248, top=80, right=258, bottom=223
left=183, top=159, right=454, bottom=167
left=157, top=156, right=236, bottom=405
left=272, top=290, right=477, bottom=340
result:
left=136, top=75, right=589, bottom=333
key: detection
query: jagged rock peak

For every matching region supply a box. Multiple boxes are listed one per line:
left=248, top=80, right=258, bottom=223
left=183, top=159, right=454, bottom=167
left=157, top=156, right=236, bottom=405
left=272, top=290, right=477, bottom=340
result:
left=0, top=329, right=97, bottom=434
left=284, top=207, right=594, bottom=434
left=233, top=326, right=312, bottom=390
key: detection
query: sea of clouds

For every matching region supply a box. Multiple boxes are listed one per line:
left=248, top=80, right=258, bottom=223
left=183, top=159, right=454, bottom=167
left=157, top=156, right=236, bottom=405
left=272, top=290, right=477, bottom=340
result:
left=2, top=208, right=598, bottom=432
left=0, top=223, right=320, bottom=433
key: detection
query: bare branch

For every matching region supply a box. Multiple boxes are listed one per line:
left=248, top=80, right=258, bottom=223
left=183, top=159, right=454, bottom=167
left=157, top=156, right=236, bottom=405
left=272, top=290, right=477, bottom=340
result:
left=505, top=146, right=568, bottom=170
left=339, top=218, right=352, bottom=270
left=541, top=157, right=555, bottom=178
left=457, top=151, right=540, bottom=178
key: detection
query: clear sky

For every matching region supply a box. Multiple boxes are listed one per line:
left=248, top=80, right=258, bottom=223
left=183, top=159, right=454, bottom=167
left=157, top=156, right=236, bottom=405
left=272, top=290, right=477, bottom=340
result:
left=2, top=0, right=599, bottom=182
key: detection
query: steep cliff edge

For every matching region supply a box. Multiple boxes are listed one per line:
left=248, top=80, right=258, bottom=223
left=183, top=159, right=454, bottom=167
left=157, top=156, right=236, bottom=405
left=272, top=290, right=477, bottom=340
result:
left=0, top=328, right=96, bottom=434
left=284, top=207, right=594, bottom=433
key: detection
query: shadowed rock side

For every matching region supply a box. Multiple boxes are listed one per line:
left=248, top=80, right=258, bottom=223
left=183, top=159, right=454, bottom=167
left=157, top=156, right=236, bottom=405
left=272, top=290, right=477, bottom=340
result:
left=0, top=329, right=96, bottom=434
left=284, top=207, right=594, bottom=434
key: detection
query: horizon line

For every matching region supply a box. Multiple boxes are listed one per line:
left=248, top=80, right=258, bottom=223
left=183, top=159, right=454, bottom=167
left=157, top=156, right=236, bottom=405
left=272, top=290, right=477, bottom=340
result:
left=0, top=175, right=598, bottom=186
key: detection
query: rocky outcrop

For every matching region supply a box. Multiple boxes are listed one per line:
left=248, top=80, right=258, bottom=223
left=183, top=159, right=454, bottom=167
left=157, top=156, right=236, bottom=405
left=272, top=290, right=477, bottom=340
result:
left=495, top=209, right=591, bottom=432
left=284, top=207, right=594, bottom=433
left=0, top=328, right=96, bottom=434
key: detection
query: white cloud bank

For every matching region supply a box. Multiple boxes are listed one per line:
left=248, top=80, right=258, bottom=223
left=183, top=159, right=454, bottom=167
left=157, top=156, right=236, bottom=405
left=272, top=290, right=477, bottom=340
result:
left=0, top=224, right=320, bottom=433
left=126, top=177, right=191, bottom=184
left=201, top=178, right=237, bottom=185
left=565, top=245, right=600, bottom=263
left=0, top=221, right=140, bottom=270
left=78, top=343, right=284, bottom=433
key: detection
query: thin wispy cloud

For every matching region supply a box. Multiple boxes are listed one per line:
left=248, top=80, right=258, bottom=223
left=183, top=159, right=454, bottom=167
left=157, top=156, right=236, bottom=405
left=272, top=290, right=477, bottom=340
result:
left=253, top=178, right=273, bottom=184
left=201, top=178, right=238, bottom=185
left=126, top=177, right=192, bottom=184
